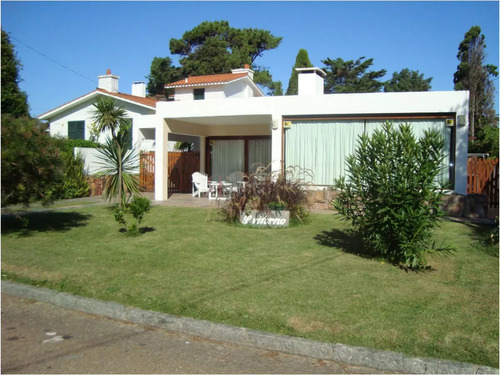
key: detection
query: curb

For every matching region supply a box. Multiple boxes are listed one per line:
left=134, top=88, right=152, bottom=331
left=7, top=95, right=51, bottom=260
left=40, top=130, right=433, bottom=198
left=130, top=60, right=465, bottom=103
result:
left=2, top=281, right=498, bottom=374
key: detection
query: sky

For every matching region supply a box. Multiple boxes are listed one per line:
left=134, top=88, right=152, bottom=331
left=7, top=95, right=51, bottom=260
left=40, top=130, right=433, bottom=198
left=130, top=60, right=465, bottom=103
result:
left=1, top=1, right=499, bottom=118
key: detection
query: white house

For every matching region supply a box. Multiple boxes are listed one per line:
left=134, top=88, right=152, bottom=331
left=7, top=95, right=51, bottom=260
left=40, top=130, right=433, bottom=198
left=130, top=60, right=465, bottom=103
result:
left=151, top=66, right=469, bottom=201
left=41, top=66, right=469, bottom=201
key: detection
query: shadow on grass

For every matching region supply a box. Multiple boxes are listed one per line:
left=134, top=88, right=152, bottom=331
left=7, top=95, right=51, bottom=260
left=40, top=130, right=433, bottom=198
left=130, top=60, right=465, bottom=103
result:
left=446, top=219, right=499, bottom=258
left=1, top=211, right=92, bottom=236
left=314, top=228, right=374, bottom=259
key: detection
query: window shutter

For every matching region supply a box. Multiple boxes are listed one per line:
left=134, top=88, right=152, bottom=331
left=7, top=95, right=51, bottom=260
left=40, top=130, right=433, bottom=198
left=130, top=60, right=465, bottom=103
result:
left=68, top=121, right=85, bottom=139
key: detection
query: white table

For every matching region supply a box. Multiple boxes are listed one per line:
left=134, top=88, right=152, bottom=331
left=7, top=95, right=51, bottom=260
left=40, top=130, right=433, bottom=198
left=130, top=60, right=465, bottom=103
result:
left=208, top=181, right=233, bottom=200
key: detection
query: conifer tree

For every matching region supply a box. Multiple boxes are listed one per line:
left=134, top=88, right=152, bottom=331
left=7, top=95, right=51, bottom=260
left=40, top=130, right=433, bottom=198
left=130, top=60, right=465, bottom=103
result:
left=285, top=49, right=313, bottom=95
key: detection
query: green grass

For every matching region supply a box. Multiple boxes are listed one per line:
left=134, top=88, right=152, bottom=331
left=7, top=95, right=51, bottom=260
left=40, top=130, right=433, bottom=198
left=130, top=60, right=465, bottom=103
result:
left=1, top=204, right=498, bottom=368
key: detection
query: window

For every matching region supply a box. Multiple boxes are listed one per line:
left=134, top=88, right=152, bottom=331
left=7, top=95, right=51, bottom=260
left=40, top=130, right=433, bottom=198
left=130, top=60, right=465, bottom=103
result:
left=285, top=117, right=454, bottom=188
left=193, top=88, right=205, bottom=100
left=68, top=121, right=85, bottom=139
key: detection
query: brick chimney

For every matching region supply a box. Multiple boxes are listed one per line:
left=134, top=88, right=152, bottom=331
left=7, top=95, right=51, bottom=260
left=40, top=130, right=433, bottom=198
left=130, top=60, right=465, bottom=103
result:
left=98, top=69, right=119, bottom=93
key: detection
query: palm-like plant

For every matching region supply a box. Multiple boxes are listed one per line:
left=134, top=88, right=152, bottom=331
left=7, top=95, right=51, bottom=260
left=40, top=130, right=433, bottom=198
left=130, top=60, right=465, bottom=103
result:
left=92, top=96, right=129, bottom=138
left=93, top=96, right=140, bottom=208
left=96, top=135, right=140, bottom=207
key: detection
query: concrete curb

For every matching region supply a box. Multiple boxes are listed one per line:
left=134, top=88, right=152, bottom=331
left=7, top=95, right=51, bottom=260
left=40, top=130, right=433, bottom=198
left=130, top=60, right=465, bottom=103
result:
left=2, top=281, right=498, bottom=374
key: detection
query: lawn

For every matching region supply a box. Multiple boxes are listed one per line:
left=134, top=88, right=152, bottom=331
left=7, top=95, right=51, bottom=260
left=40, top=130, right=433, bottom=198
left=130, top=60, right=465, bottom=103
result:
left=1, top=203, right=498, bottom=368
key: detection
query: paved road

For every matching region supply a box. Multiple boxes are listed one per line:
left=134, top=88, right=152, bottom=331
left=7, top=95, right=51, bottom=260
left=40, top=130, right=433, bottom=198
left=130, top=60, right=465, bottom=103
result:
left=2, top=293, right=385, bottom=374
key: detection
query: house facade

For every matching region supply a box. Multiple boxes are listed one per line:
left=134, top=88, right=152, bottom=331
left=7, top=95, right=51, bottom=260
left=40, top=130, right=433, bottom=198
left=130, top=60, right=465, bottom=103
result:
left=150, top=66, right=469, bottom=201
left=41, top=66, right=469, bottom=201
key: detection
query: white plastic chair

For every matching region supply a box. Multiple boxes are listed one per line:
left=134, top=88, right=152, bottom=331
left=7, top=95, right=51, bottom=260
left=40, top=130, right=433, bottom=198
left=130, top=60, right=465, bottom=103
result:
left=192, top=172, right=210, bottom=198
left=228, top=171, right=246, bottom=193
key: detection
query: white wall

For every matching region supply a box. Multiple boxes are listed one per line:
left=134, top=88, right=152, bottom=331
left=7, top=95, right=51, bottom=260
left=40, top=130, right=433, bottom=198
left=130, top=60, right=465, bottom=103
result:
left=47, top=95, right=156, bottom=152
left=156, top=90, right=470, bottom=196
left=75, top=147, right=140, bottom=176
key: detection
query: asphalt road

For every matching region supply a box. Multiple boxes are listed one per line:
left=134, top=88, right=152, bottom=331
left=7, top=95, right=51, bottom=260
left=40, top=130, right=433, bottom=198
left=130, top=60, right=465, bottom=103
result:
left=1, top=293, right=385, bottom=374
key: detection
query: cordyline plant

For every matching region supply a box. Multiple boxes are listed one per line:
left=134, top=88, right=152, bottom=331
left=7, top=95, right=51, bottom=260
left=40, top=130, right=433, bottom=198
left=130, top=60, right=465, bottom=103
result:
left=220, top=165, right=314, bottom=224
left=333, top=122, right=452, bottom=269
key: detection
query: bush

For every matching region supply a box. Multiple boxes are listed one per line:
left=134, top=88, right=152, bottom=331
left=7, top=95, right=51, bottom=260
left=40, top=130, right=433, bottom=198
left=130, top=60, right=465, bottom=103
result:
left=1, top=115, right=64, bottom=206
left=333, top=122, right=449, bottom=269
left=48, top=137, right=94, bottom=200
left=220, top=165, right=313, bottom=224
left=113, top=196, right=151, bottom=235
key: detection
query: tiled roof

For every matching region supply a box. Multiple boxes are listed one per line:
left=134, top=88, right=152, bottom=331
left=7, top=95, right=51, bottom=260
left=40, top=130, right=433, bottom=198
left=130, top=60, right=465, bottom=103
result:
left=38, top=89, right=157, bottom=118
left=96, top=89, right=157, bottom=108
left=165, top=73, right=248, bottom=88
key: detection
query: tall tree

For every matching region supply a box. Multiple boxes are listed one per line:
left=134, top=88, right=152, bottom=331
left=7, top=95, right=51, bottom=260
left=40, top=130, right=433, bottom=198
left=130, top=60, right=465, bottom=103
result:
left=1, top=29, right=29, bottom=117
left=322, top=56, right=386, bottom=93
left=146, top=57, right=181, bottom=99
left=384, top=68, right=432, bottom=92
left=453, top=26, right=498, bottom=138
left=168, top=20, right=283, bottom=95
left=285, top=49, right=313, bottom=95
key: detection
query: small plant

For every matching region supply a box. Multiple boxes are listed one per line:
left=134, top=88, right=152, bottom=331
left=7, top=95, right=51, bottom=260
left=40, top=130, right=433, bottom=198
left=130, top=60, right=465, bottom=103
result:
left=333, top=122, right=450, bottom=269
left=113, top=196, right=151, bottom=235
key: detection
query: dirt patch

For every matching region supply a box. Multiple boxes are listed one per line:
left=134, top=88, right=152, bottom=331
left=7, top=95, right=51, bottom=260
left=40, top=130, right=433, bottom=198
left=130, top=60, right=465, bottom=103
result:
left=2, top=263, right=64, bottom=283
left=288, top=316, right=343, bottom=334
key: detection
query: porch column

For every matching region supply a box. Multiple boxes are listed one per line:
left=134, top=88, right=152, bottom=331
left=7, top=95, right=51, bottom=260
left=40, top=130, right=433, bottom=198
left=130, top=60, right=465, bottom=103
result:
left=154, top=119, right=170, bottom=201
left=199, top=136, right=206, bottom=174
left=270, top=114, right=282, bottom=176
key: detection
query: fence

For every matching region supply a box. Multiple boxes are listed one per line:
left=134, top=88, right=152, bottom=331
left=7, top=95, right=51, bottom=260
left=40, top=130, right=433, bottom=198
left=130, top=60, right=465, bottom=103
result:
left=140, top=152, right=155, bottom=192
left=467, top=157, right=499, bottom=208
left=168, top=151, right=200, bottom=193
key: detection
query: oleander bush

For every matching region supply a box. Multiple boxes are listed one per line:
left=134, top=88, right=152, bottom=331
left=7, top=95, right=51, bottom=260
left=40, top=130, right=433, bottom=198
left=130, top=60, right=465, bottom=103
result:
left=333, top=122, right=451, bottom=269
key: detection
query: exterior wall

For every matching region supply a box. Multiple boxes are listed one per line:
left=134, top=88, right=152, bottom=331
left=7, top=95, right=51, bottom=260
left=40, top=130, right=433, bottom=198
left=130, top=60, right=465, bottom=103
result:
left=173, top=79, right=257, bottom=101
left=46, top=96, right=156, bottom=151
left=156, top=90, right=469, bottom=198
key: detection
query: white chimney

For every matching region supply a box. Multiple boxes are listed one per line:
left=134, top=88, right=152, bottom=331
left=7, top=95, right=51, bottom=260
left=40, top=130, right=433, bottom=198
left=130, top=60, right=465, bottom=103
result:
left=132, top=81, right=146, bottom=98
left=98, top=69, right=119, bottom=93
left=231, top=64, right=254, bottom=80
left=296, top=67, right=326, bottom=96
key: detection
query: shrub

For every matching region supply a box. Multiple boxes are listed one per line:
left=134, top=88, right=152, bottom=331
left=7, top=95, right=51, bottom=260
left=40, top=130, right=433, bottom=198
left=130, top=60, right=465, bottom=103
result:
left=113, top=196, right=151, bottom=235
left=333, top=122, right=449, bottom=269
left=220, top=165, right=314, bottom=224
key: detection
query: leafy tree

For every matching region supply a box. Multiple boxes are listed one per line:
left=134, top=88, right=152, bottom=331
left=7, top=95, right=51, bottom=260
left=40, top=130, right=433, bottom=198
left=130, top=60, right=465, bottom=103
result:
left=384, top=68, right=432, bottom=92
left=93, top=96, right=139, bottom=208
left=1, top=29, right=29, bottom=117
left=322, top=56, right=386, bottom=93
left=453, top=26, right=498, bottom=138
left=1, top=115, right=64, bottom=206
left=333, top=122, right=449, bottom=269
left=169, top=20, right=283, bottom=95
left=286, top=49, right=313, bottom=95
left=175, top=141, right=194, bottom=151
left=468, top=125, right=499, bottom=158
left=146, top=57, right=181, bottom=99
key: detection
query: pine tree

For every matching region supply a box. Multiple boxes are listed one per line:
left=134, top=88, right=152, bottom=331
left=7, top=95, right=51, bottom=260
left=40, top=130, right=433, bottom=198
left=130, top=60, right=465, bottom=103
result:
left=453, top=26, right=498, bottom=138
left=1, top=29, right=29, bottom=117
left=285, top=49, right=313, bottom=95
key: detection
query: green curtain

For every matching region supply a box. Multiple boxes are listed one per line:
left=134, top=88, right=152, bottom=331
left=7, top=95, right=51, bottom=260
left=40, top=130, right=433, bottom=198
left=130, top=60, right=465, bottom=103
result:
left=285, top=118, right=451, bottom=186
left=285, top=120, right=364, bottom=185
left=211, top=140, right=244, bottom=181
left=248, top=139, right=271, bottom=173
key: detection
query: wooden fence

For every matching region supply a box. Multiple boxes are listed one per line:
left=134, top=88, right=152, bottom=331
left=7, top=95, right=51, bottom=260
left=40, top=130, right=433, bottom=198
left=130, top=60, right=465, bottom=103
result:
left=467, top=157, right=499, bottom=208
left=140, top=152, right=155, bottom=192
left=168, top=151, right=200, bottom=193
